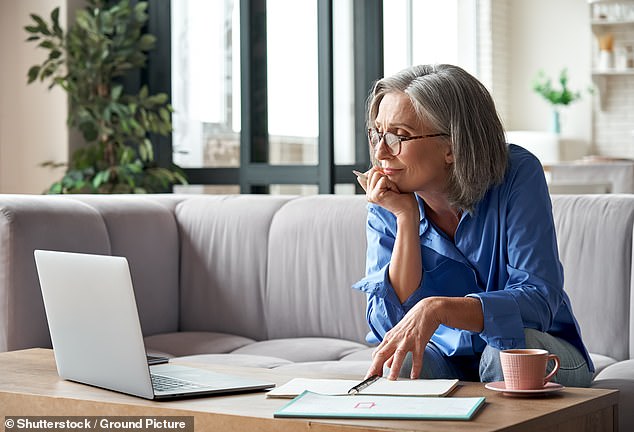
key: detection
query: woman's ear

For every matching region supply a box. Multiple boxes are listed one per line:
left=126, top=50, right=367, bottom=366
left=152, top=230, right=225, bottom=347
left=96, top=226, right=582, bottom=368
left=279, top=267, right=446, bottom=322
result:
left=444, top=142, right=454, bottom=165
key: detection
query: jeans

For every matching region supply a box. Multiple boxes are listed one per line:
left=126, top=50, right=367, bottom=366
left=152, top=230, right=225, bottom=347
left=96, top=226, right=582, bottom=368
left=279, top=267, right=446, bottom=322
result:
left=396, top=329, right=593, bottom=387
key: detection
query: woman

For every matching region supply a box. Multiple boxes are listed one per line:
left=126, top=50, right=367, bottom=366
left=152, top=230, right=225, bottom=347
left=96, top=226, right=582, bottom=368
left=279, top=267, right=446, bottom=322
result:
left=352, top=64, right=593, bottom=386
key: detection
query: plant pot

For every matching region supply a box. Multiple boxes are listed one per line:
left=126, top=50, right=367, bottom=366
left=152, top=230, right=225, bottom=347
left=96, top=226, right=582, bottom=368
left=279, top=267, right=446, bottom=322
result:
left=552, top=109, right=561, bottom=135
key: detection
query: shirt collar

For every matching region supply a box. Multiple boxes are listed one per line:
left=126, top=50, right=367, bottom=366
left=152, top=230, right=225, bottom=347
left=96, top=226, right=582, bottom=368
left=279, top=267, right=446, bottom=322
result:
left=415, top=193, right=470, bottom=265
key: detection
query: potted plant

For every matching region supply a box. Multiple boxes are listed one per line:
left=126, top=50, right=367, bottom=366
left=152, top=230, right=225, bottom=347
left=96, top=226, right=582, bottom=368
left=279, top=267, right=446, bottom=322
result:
left=25, top=0, right=186, bottom=193
left=532, top=68, right=585, bottom=135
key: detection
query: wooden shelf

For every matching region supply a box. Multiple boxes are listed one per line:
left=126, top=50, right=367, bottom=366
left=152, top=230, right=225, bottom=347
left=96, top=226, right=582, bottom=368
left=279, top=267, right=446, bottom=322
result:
left=592, top=69, right=634, bottom=75
left=591, top=19, right=634, bottom=25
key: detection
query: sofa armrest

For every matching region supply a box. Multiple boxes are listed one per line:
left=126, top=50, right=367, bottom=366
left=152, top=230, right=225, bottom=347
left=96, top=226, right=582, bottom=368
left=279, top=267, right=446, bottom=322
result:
left=551, top=194, right=634, bottom=362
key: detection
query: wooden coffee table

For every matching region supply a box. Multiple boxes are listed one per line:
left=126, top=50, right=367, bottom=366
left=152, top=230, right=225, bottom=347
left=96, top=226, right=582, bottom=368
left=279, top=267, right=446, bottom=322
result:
left=0, top=349, right=618, bottom=432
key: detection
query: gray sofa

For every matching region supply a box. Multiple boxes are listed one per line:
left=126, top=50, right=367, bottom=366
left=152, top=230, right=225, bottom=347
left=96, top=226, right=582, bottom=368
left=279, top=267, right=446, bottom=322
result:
left=0, top=193, right=633, bottom=429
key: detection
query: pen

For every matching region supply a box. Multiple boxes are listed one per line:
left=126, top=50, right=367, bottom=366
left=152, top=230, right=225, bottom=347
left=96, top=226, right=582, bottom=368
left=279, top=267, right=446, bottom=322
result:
left=352, top=170, right=367, bottom=183
left=347, top=374, right=381, bottom=395
left=352, top=168, right=385, bottom=184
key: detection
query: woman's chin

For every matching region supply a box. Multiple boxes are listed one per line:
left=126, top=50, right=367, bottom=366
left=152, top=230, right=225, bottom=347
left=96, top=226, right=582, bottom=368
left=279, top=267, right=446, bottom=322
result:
left=394, top=184, right=414, bottom=193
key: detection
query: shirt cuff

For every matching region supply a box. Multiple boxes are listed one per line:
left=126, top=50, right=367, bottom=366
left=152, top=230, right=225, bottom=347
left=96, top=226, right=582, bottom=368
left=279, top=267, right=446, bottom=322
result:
left=466, top=292, right=527, bottom=350
left=352, top=264, right=403, bottom=308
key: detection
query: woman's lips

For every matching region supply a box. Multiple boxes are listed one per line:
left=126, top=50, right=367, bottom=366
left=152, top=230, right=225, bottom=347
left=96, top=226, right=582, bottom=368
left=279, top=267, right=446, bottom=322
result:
left=381, top=168, right=402, bottom=176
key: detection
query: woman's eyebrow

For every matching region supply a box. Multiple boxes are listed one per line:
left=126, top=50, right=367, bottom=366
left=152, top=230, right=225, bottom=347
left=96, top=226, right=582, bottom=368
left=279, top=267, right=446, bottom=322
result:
left=374, top=122, right=417, bottom=131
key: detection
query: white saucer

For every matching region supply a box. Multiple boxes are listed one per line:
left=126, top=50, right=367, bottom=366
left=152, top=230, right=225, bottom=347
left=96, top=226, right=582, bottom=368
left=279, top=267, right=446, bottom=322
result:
left=485, top=381, right=565, bottom=396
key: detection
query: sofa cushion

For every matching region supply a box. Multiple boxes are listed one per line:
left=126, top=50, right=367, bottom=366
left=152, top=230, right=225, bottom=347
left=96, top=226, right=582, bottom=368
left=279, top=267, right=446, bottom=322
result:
left=231, top=337, right=369, bottom=362
left=175, top=195, right=293, bottom=340
left=144, top=331, right=255, bottom=357
left=272, top=360, right=373, bottom=378
left=171, top=353, right=292, bottom=369
left=70, top=196, right=181, bottom=337
left=340, top=347, right=375, bottom=361
left=589, top=353, right=618, bottom=377
left=265, top=195, right=369, bottom=342
left=594, top=358, right=634, bottom=381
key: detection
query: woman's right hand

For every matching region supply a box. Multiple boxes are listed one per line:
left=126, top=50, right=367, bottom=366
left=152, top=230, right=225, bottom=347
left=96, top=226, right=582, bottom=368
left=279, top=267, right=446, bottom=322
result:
left=355, top=168, right=417, bottom=219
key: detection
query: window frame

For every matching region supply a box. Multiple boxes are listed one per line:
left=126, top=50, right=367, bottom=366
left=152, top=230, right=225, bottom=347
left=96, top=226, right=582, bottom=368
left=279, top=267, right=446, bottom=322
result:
left=147, top=0, right=383, bottom=194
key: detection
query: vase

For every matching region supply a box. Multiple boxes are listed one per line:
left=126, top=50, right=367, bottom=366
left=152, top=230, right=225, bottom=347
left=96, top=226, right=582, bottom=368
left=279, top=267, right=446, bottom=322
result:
left=551, top=109, right=561, bottom=135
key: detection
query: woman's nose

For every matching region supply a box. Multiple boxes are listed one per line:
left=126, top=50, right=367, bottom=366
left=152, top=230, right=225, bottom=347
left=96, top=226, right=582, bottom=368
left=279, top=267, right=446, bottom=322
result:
left=374, top=137, right=393, bottom=161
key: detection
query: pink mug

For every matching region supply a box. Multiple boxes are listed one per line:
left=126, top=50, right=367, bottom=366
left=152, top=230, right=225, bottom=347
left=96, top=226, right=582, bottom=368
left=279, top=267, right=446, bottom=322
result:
left=500, top=349, right=560, bottom=390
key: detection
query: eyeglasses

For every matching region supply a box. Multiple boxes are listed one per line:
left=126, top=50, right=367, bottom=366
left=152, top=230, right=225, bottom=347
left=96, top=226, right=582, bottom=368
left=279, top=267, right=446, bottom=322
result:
left=367, top=127, right=449, bottom=156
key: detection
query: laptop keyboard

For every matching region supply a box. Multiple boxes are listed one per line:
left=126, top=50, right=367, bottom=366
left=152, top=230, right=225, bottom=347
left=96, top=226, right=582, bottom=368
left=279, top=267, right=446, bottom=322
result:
left=151, top=374, right=208, bottom=392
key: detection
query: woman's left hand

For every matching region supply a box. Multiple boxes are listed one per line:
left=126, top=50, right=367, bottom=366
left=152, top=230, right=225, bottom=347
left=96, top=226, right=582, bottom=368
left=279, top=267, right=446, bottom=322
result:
left=365, top=297, right=442, bottom=380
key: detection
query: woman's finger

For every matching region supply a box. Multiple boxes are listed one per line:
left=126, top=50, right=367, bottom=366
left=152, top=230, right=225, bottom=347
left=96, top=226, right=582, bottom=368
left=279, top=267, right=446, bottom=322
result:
left=387, top=348, right=409, bottom=380
left=409, top=343, right=424, bottom=379
left=367, top=169, right=382, bottom=193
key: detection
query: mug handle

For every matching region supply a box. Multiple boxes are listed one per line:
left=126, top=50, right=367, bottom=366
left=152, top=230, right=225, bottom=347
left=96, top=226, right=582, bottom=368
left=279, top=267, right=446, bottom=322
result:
left=543, top=354, right=560, bottom=384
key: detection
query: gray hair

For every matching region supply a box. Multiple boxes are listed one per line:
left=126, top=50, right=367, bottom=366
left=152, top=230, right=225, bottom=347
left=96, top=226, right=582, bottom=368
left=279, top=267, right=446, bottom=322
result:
left=367, top=64, right=508, bottom=212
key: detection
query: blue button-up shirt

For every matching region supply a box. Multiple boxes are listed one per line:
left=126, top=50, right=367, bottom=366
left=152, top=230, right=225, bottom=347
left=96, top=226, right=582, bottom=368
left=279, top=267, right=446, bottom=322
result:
left=352, top=145, right=593, bottom=371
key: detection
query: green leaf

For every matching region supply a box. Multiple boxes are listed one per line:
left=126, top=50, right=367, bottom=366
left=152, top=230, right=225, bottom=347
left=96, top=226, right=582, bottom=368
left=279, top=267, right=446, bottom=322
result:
left=173, top=171, right=188, bottom=185
left=111, top=84, right=123, bottom=101
left=138, top=142, right=147, bottom=161
left=38, top=40, right=55, bottom=49
left=78, top=121, right=99, bottom=142
left=92, top=169, right=110, bottom=188
left=120, top=119, right=130, bottom=133
left=120, top=146, right=135, bottom=164
left=26, top=35, right=40, bottom=42
left=143, top=138, right=154, bottom=161
left=159, top=107, right=170, bottom=122
left=25, top=25, right=40, bottom=34
left=148, top=93, right=168, bottom=105
left=129, top=163, right=142, bottom=174
left=48, top=182, right=63, bottom=194
left=138, top=34, right=156, bottom=51
left=51, top=8, right=63, bottom=37
left=30, top=14, right=47, bottom=28
left=75, top=10, right=94, bottom=32
left=139, top=85, right=149, bottom=100
left=27, top=65, right=41, bottom=84
left=134, top=2, right=148, bottom=14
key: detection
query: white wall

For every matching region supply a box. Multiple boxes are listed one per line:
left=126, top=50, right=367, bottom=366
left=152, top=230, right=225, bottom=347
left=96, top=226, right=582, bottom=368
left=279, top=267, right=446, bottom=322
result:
left=0, top=0, right=68, bottom=194
left=506, top=0, right=593, bottom=147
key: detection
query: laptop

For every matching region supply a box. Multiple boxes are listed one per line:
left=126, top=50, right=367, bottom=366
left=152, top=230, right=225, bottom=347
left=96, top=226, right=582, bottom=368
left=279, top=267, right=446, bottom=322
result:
left=34, top=249, right=275, bottom=400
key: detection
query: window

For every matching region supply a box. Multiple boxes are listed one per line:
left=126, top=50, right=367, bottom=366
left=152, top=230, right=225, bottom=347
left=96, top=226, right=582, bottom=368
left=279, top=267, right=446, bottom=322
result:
left=171, top=0, right=240, bottom=169
left=266, top=0, right=319, bottom=167
left=383, top=0, right=478, bottom=77
left=162, top=0, right=383, bottom=195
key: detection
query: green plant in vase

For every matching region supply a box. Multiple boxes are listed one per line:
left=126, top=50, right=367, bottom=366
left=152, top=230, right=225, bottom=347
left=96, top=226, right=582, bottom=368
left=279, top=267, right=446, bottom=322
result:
left=532, top=68, right=586, bottom=135
left=25, top=0, right=187, bottom=193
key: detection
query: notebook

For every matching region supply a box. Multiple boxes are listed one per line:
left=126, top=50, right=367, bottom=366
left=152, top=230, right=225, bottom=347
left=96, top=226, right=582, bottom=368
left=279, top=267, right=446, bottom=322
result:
left=266, top=377, right=459, bottom=398
left=34, top=249, right=275, bottom=400
left=274, top=391, right=486, bottom=420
